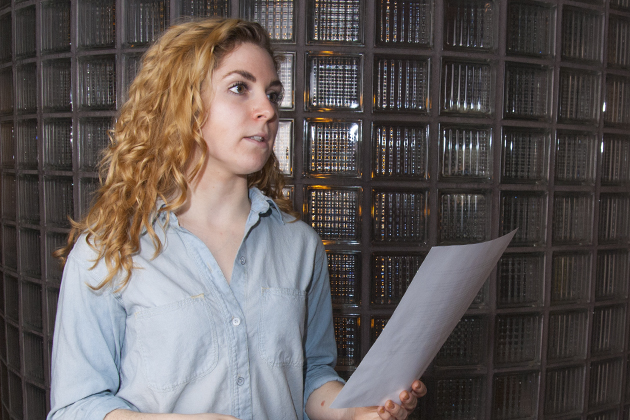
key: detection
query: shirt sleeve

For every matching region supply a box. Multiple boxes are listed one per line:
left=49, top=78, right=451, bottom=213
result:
left=47, top=246, right=137, bottom=420
left=302, top=241, right=345, bottom=415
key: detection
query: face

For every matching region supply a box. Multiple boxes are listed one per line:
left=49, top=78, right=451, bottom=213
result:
left=200, top=42, right=282, bottom=181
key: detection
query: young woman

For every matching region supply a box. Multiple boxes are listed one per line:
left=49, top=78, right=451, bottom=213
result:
left=47, top=18, right=426, bottom=420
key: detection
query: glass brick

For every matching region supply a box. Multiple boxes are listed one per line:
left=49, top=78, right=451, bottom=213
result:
left=500, top=192, right=546, bottom=246
left=16, top=63, right=37, bottom=114
left=47, top=287, right=59, bottom=336
left=374, top=57, right=429, bottom=112
left=604, top=75, right=630, bottom=127
left=44, top=177, right=74, bottom=228
left=435, top=376, right=485, bottom=419
left=608, top=14, right=630, bottom=68
left=277, top=52, right=294, bottom=109
left=19, top=229, right=40, bottom=278
left=16, top=119, right=38, bottom=170
left=370, top=316, right=388, bottom=344
left=334, top=315, right=360, bottom=366
left=440, top=125, right=492, bottom=179
left=125, top=0, right=170, bottom=46
left=18, top=174, right=39, bottom=224
left=46, top=232, right=66, bottom=283
left=595, top=249, right=629, bottom=300
left=548, top=310, right=588, bottom=360
left=80, top=177, right=100, bottom=218
left=42, top=0, right=71, bottom=53
left=444, top=0, right=495, bottom=50
left=4, top=273, right=18, bottom=322
left=441, top=60, right=493, bottom=115
left=8, top=369, right=23, bottom=416
left=588, top=410, right=620, bottom=420
left=309, top=0, right=362, bottom=43
left=493, top=371, right=539, bottom=420
left=79, top=56, right=116, bottom=110
left=25, top=384, right=47, bottom=420
left=436, top=315, right=487, bottom=366
left=0, top=68, right=13, bottom=115
left=6, top=324, right=19, bottom=370
left=305, top=119, right=360, bottom=176
left=306, top=53, right=362, bottom=111
left=1, top=122, right=14, bottom=168
left=600, top=135, right=630, bottom=185
left=504, top=63, right=551, bottom=119
left=544, top=365, right=585, bottom=416
left=0, top=14, right=11, bottom=63
left=589, top=358, right=623, bottom=408
left=79, top=0, right=116, bottom=48
left=79, top=118, right=112, bottom=171
left=23, top=332, right=44, bottom=382
left=552, top=193, right=593, bottom=244
left=495, top=313, right=541, bottom=365
left=274, top=119, right=293, bottom=176
left=591, top=304, right=625, bottom=356
left=373, top=190, right=427, bottom=243
left=2, top=174, right=16, bottom=221
left=551, top=252, right=591, bottom=304
left=15, top=6, right=36, bottom=58
left=327, top=252, right=359, bottom=305
left=372, top=124, right=428, bottom=178
left=42, top=59, right=72, bottom=112
left=561, top=6, right=603, bottom=62
left=3, top=227, right=17, bottom=271
left=558, top=68, right=601, bottom=124
left=123, top=53, right=144, bottom=101
left=598, top=194, right=629, bottom=243
left=182, top=0, right=229, bottom=17
left=21, top=280, right=42, bottom=332
left=43, top=119, right=73, bottom=171
left=376, top=0, right=433, bottom=46
left=439, top=191, right=489, bottom=243
left=555, top=131, right=597, bottom=184
left=506, top=1, right=554, bottom=57
left=306, top=187, right=361, bottom=243
left=243, top=0, right=294, bottom=42
left=371, top=254, right=423, bottom=305
left=497, top=253, right=544, bottom=308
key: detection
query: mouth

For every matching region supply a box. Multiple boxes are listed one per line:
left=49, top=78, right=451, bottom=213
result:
left=247, top=135, right=266, bottom=143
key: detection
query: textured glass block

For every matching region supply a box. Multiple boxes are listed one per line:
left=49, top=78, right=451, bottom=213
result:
left=596, top=250, right=629, bottom=300
left=444, top=0, right=495, bottom=50
left=25, top=384, right=47, bottom=420
left=2, top=174, right=16, bottom=221
left=1, top=122, right=14, bottom=168
left=435, top=376, right=484, bottom=419
left=561, top=7, right=603, bottom=62
left=544, top=365, right=585, bottom=415
left=3, top=227, right=17, bottom=270
left=440, top=126, right=491, bottom=179
left=547, top=310, right=588, bottom=360
left=125, top=0, right=169, bottom=46
left=79, top=0, right=116, bottom=48
left=44, top=177, right=74, bottom=227
left=601, top=135, right=630, bottom=185
left=373, top=124, right=427, bottom=178
left=598, top=194, right=629, bottom=243
left=46, top=232, right=66, bottom=282
left=493, top=372, right=539, bottom=420
left=5, top=273, right=19, bottom=321
left=501, top=128, right=549, bottom=183
left=15, top=6, right=36, bottom=57
left=611, top=0, right=630, bottom=9
left=43, top=59, right=72, bottom=111
left=436, top=315, right=487, bottom=366
left=274, top=119, right=293, bottom=176
left=439, top=192, right=488, bottom=243
left=16, top=63, right=37, bottom=114
left=604, top=76, right=630, bottom=126
left=495, top=313, right=541, bottom=365
left=123, top=53, right=144, bottom=101
left=182, top=0, right=229, bottom=17
left=589, top=358, right=623, bottom=408
left=371, top=254, right=423, bottom=305
left=309, top=0, right=361, bottom=43
left=506, top=2, right=554, bottom=57
left=497, top=253, right=544, bottom=308
left=334, top=315, right=359, bottom=366
left=608, top=14, right=630, bottom=68
left=558, top=69, right=601, bottom=123
left=19, top=229, right=41, bottom=278
left=500, top=191, right=547, bottom=246
left=552, top=252, right=592, bottom=304
left=504, top=63, right=551, bottom=119
left=43, top=119, right=73, bottom=171
left=552, top=193, right=593, bottom=244
left=307, top=54, right=362, bottom=110
left=18, top=175, right=39, bottom=224
left=376, top=0, right=433, bottom=46
left=373, top=190, right=426, bottom=243
left=591, top=305, right=625, bottom=356
left=589, top=410, right=619, bottom=420
left=370, top=316, right=388, bottom=344
left=22, top=281, right=43, bottom=332
left=23, top=332, right=44, bottom=382
left=8, top=370, right=23, bottom=416
left=16, top=119, right=38, bottom=169
left=79, top=56, right=116, bottom=110
left=305, top=119, right=360, bottom=176
left=306, top=187, right=360, bottom=243
left=243, top=0, right=294, bottom=41
left=0, top=14, right=11, bottom=63
left=80, top=118, right=111, bottom=171
left=47, top=287, right=59, bottom=335
left=0, top=68, right=13, bottom=115
left=277, top=53, right=294, bottom=109
left=42, top=0, right=71, bottom=53
left=555, top=131, right=597, bottom=184
left=6, top=323, right=20, bottom=369
left=441, top=60, right=493, bottom=115
left=80, top=177, right=100, bottom=217
left=374, top=57, right=429, bottom=112
left=328, top=252, right=359, bottom=305
left=0, top=323, right=4, bottom=361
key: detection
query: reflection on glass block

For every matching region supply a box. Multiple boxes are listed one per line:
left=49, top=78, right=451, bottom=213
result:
left=544, top=365, right=585, bottom=416
left=0, top=68, right=13, bottom=115
left=495, top=313, right=541, bottom=365
left=80, top=118, right=111, bottom=170
left=16, top=119, right=38, bottom=169
left=444, top=0, right=495, bottom=50
left=15, top=6, right=36, bottom=57
left=373, top=124, right=427, bottom=178
left=551, top=252, right=591, bottom=304
left=46, top=232, right=66, bottom=282
left=591, top=305, right=625, bottom=356
left=274, top=120, right=292, bottom=176
left=277, top=53, right=294, bottom=109
left=608, top=15, right=630, bottom=68
left=244, top=0, right=294, bottom=41
left=552, top=193, right=593, bottom=244
left=373, top=190, right=427, bottom=243
left=372, top=254, right=423, bottom=305
left=79, top=0, right=116, bottom=48
left=436, top=377, right=484, bottom=419
left=307, top=54, right=362, bottom=110
left=18, top=175, right=39, bottom=224
left=42, top=1, right=71, bottom=53
left=441, top=60, right=493, bottom=115
left=439, top=192, right=488, bottom=243
left=328, top=252, right=359, bottom=305
left=589, top=358, right=623, bottom=408
left=1, top=122, right=15, bottom=168
left=375, top=57, right=429, bottom=111
left=558, top=69, right=600, bottom=123
left=506, top=2, right=554, bottom=57
left=26, top=384, right=47, bottom=420
left=562, top=7, right=603, bottom=62
left=377, top=0, right=433, bottom=46
left=604, top=76, right=630, bottom=126
left=504, top=63, right=551, bottom=119
left=497, top=254, right=544, bottom=308
left=43, top=60, right=72, bottom=111
left=0, top=14, right=11, bottom=63
left=3, top=226, right=17, bottom=270
left=440, top=126, right=491, bottom=179
left=43, top=119, right=73, bottom=171
left=282, top=185, right=294, bottom=208
left=126, top=0, right=170, bottom=46
left=599, top=194, right=629, bottom=243
left=493, top=372, right=539, bottom=420
left=370, top=316, right=388, bottom=344
left=16, top=63, right=37, bottom=114
left=2, top=174, right=16, bottom=220
left=19, top=229, right=41, bottom=277
left=306, top=187, right=360, bottom=243
left=182, top=0, right=229, bottom=17
left=596, top=250, right=629, bottom=300
left=79, top=56, right=116, bottom=109
left=123, top=54, right=144, bottom=101
left=80, top=178, right=100, bottom=218
left=22, top=282, right=42, bottom=332
left=436, top=316, right=486, bottom=366
left=309, top=0, right=361, bottom=43
left=306, top=119, right=360, bottom=176
left=548, top=310, right=588, bottom=360
left=501, top=128, right=549, bottom=183
left=44, top=177, right=74, bottom=227
left=555, top=131, right=597, bottom=184
left=601, top=135, right=630, bottom=184
left=334, top=316, right=359, bottom=366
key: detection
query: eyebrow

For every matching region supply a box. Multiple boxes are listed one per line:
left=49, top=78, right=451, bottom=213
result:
left=223, top=70, right=283, bottom=89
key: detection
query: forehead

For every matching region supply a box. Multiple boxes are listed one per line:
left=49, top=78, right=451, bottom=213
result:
left=213, top=42, right=277, bottom=76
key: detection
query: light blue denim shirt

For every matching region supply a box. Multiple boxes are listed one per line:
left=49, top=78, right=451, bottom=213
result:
left=48, top=188, right=343, bottom=420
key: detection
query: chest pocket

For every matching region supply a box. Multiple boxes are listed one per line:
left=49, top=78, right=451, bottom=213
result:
left=259, top=287, right=307, bottom=367
left=136, top=296, right=218, bottom=392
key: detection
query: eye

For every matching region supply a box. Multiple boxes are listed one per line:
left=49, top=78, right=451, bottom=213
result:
left=267, top=89, right=284, bottom=105
left=228, top=82, right=248, bottom=95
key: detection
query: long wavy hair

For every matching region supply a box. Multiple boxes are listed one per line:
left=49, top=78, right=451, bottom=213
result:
left=55, top=18, right=295, bottom=290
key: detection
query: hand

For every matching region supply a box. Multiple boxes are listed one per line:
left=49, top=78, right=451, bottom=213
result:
left=351, top=380, right=427, bottom=420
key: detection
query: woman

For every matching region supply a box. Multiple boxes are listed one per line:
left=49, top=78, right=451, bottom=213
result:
left=48, top=18, right=425, bottom=420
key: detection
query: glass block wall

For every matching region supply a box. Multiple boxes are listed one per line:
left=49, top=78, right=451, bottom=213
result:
left=0, top=0, right=629, bottom=418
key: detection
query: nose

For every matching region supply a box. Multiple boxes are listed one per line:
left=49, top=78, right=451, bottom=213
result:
left=253, top=93, right=276, bottom=121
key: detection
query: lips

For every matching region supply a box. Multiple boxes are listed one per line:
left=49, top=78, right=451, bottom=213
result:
left=249, top=135, right=265, bottom=142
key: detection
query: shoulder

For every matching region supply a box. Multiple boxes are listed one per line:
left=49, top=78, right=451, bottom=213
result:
left=63, top=234, right=115, bottom=289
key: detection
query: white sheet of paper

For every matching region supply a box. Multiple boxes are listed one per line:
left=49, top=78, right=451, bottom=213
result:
left=330, top=230, right=517, bottom=409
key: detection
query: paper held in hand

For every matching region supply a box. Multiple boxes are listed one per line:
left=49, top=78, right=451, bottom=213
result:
left=330, top=229, right=518, bottom=409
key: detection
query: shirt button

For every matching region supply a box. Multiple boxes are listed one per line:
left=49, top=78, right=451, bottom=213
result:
left=232, top=317, right=241, bottom=326
left=239, top=256, right=246, bottom=265
left=236, top=376, right=245, bottom=386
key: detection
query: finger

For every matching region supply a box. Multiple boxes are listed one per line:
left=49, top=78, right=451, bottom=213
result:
left=411, top=380, right=427, bottom=398
left=399, top=390, right=417, bottom=412
left=383, top=400, right=408, bottom=420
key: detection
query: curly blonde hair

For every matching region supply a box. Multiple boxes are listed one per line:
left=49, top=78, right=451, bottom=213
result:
left=55, top=18, right=295, bottom=289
